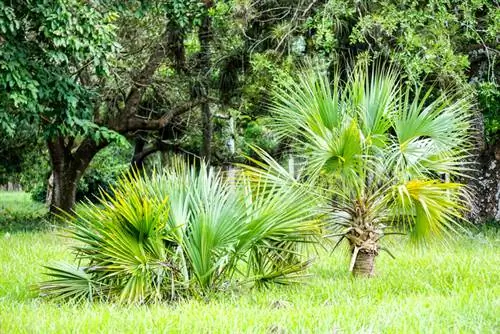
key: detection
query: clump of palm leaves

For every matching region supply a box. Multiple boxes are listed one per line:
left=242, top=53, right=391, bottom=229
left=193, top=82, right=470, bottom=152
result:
left=246, top=61, right=474, bottom=277
left=39, top=159, right=321, bottom=303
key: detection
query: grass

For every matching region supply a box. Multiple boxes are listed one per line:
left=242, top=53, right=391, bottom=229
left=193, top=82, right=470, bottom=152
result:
left=0, top=191, right=49, bottom=232
left=0, top=192, right=499, bottom=333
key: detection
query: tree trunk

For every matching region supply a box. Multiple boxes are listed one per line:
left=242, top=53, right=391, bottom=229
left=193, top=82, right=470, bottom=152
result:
left=131, top=135, right=147, bottom=171
left=50, top=168, right=79, bottom=214
left=45, top=173, right=54, bottom=207
left=467, top=141, right=500, bottom=223
left=198, top=3, right=213, bottom=162
left=346, top=214, right=380, bottom=277
left=200, top=102, right=212, bottom=161
left=352, top=250, right=377, bottom=277
left=47, top=137, right=106, bottom=214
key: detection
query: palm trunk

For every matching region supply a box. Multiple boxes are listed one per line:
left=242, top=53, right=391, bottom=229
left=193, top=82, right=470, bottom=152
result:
left=351, top=249, right=377, bottom=277
left=346, top=207, right=380, bottom=277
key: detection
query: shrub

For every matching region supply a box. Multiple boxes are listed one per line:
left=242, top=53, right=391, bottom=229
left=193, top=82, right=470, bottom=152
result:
left=38, top=158, right=321, bottom=303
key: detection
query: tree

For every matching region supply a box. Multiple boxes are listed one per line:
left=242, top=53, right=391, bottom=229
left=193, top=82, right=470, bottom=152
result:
left=248, top=62, right=474, bottom=276
left=1, top=0, right=498, bottom=219
left=0, top=1, right=210, bottom=212
left=232, top=0, right=499, bottom=223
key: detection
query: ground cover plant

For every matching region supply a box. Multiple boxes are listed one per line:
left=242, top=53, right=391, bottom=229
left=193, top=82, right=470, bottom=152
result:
left=248, top=62, right=474, bottom=276
left=38, top=159, right=321, bottom=303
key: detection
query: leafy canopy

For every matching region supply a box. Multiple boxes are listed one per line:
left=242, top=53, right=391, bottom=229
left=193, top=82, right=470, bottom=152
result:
left=0, top=0, right=118, bottom=140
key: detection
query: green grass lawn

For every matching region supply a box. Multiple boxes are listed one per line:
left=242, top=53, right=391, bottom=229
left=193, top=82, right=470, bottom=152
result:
left=0, top=192, right=499, bottom=333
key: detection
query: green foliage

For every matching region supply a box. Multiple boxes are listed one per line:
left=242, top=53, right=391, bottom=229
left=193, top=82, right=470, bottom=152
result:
left=0, top=0, right=118, bottom=139
left=39, top=158, right=321, bottom=303
left=164, top=0, right=205, bottom=28
left=0, top=192, right=49, bottom=233
left=477, top=82, right=500, bottom=142
left=247, top=62, right=474, bottom=268
left=241, top=119, right=279, bottom=157
left=307, top=0, right=498, bottom=86
left=77, top=144, right=131, bottom=200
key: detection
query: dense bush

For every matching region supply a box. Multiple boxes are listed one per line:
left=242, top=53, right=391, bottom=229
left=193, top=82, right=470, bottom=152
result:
left=477, top=82, right=500, bottom=143
left=39, top=158, right=321, bottom=303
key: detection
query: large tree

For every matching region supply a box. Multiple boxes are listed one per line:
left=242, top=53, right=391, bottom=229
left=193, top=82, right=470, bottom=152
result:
left=0, top=1, right=212, bottom=212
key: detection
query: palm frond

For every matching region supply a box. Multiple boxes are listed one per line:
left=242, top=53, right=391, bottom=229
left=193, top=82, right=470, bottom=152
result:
left=39, top=263, right=103, bottom=302
left=40, top=157, right=322, bottom=303
left=390, top=179, right=468, bottom=239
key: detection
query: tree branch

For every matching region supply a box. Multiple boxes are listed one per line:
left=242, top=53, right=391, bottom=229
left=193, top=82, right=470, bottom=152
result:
left=121, top=98, right=209, bottom=132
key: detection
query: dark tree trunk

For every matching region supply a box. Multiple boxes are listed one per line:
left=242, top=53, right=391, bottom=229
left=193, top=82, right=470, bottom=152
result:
left=50, top=167, right=79, bottom=214
left=200, top=102, right=212, bottom=162
left=465, top=112, right=500, bottom=224
left=131, top=135, right=147, bottom=171
left=47, top=137, right=106, bottom=214
left=468, top=140, right=500, bottom=223
left=198, top=2, right=213, bottom=162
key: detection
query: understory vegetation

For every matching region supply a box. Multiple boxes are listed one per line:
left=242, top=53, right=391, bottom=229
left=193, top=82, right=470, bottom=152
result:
left=39, top=159, right=321, bottom=303
left=0, top=193, right=498, bottom=332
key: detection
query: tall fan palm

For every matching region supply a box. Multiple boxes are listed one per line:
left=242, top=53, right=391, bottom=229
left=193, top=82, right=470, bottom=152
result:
left=246, top=62, right=474, bottom=276
left=39, top=158, right=321, bottom=303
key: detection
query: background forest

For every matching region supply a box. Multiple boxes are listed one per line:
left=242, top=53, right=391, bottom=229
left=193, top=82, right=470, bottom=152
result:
left=1, top=0, right=499, bottom=221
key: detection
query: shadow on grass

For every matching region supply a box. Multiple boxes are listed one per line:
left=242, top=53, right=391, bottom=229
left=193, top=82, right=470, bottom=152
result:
left=0, top=211, right=59, bottom=233
left=0, top=191, right=63, bottom=233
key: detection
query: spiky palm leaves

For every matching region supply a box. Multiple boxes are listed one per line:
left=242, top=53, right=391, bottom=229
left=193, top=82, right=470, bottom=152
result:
left=249, top=63, right=474, bottom=276
left=39, top=159, right=321, bottom=303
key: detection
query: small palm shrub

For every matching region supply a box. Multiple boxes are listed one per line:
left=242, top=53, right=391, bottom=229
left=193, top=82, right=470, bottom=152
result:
left=247, top=62, right=474, bottom=277
left=39, top=159, right=321, bottom=303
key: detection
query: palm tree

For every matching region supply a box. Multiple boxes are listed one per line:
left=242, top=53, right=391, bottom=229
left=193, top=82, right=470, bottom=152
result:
left=246, top=62, right=474, bottom=277
left=39, top=158, right=322, bottom=303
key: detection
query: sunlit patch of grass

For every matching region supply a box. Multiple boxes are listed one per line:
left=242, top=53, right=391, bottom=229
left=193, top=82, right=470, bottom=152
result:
left=0, top=228, right=498, bottom=333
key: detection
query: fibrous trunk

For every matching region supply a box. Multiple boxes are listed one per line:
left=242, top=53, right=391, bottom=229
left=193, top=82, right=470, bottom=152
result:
left=346, top=219, right=380, bottom=277
left=351, top=249, right=377, bottom=277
